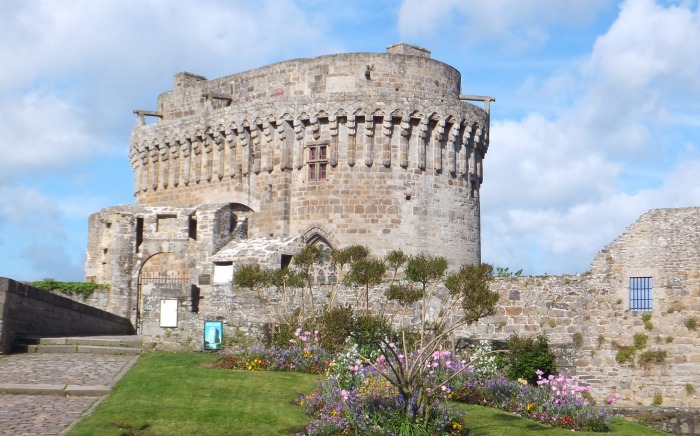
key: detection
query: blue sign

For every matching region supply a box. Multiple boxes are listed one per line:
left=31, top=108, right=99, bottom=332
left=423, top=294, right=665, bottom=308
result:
left=203, top=320, right=223, bottom=350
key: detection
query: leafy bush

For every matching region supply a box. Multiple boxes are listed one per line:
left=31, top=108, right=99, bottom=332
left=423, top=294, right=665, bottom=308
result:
left=31, top=278, right=108, bottom=300
left=633, top=333, right=648, bottom=350
left=615, top=346, right=637, bottom=365
left=318, top=306, right=354, bottom=352
left=638, top=350, right=668, bottom=369
left=498, top=333, right=557, bottom=384
left=350, top=314, right=393, bottom=358
left=684, top=317, right=698, bottom=331
left=265, top=323, right=297, bottom=349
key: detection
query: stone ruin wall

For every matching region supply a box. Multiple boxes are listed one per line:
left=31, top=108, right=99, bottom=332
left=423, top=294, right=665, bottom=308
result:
left=83, top=197, right=700, bottom=409
left=457, top=208, right=700, bottom=408
left=129, top=44, right=490, bottom=266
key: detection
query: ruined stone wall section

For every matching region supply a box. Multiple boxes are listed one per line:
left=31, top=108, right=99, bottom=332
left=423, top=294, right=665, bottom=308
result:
left=84, top=204, right=242, bottom=323
left=457, top=208, right=700, bottom=408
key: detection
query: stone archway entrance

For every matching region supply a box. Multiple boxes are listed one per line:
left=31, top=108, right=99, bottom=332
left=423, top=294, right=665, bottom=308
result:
left=137, top=252, right=193, bottom=335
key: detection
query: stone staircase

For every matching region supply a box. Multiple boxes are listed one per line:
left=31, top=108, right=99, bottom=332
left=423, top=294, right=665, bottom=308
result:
left=12, top=335, right=143, bottom=355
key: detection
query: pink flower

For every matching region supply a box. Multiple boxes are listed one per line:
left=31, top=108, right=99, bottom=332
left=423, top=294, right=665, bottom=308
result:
left=340, top=389, right=349, bottom=401
left=441, top=385, right=451, bottom=394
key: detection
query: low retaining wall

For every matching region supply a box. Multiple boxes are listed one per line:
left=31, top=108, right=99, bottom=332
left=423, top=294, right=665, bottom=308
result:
left=0, top=277, right=134, bottom=353
left=609, top=407, right=700, bottom=435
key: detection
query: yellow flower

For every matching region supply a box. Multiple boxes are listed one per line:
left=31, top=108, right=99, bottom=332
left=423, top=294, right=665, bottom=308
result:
left=526, top=403, right=534, bottom=412
left=517, top=378, right=528, bottom=385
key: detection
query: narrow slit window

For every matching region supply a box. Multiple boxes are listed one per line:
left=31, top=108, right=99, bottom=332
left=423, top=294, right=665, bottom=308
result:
left=630, top=277, right=652, bottom=311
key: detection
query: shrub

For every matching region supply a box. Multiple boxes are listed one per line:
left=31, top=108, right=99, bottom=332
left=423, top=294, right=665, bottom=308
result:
left=633, top=333, right=648, bottom=350
left=686, top=383, right=695, bottom=394
left=498, top=333, right=557, bottom=384
left=615, top=346, right=636, bottom=365
left=638, top=350, right=668, bottom=369
left=265, top=323, right=297, bottom=348
left=31, top=278, right=108, bottom=300
left=684, top=317, right=698, bottom=331
left=350, top=314, right=393, bottom=358
left=641, top=313, right=653, bottom=330
left=652, top=392, right=663, bottom=406
left=318, top=306, right=354, bottom=352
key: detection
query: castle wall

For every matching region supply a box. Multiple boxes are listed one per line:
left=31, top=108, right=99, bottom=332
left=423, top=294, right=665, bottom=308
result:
left=457, top=208, right=700, bottom=408
left=0, top=278, right=133, bottom=353
left=128, top=45, right=489, bottom=267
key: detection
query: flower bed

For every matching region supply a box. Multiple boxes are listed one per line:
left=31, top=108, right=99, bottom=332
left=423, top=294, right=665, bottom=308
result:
left=214, top=332, right=618, bottom=434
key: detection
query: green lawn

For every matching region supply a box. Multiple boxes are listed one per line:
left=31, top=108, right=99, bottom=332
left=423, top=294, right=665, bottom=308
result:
left=69, top=352, right=320, bottom=435
left=69, top=352, right=668, bottom=436
left=456, top=403, right=668, bottom=436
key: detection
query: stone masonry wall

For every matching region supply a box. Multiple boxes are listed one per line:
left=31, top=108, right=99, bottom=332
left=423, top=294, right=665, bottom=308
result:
left=128, top=44, right=490, bottom=267
left=458, top=208, right=700, bottom=408
left=0, top=278, right=134, bottom=354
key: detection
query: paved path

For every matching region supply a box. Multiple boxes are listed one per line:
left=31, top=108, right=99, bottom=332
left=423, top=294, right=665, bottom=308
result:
left=0, top=352, right=139, bottom=435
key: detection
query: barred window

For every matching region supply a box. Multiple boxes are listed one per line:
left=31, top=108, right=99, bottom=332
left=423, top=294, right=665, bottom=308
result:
left=308, top=144, right=328, bottom=181
left=630, top=277, right=652, bottom=311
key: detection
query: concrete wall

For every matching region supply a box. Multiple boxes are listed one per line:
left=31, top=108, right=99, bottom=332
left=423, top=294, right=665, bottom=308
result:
left=0, top=278, right=134, bottom=354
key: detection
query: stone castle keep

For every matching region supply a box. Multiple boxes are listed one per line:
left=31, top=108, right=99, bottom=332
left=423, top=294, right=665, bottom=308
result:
left=85, top=43, right=493, bottom=325
left=80, top=44, right=700, bottom=415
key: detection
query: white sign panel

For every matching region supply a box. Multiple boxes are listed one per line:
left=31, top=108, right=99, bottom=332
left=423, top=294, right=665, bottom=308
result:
left=160, top=299, right=178, bottom=327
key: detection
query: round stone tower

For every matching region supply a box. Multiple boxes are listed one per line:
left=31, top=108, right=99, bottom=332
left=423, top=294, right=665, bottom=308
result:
left=129, top=43, right=492, bottom=267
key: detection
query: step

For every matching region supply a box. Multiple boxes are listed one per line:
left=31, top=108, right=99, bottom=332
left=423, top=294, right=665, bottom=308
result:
left=12, top=335, right=143, bottom=355
left=65, top=337, right=142, bottom=349
left=0, top=383, right=111, bottom=396
left=77, top=345, right=141, bottom=355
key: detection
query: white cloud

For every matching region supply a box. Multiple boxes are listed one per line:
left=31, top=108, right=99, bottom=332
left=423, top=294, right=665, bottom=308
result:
left=397, top=0, right=612, bottom=51
left=0, top=185, right=65, bottom=237
left=0, top=0, right=336, bottom=179
left=481, top=0, right=700, bottom=275
left=0, top=92, right=95, bottom=179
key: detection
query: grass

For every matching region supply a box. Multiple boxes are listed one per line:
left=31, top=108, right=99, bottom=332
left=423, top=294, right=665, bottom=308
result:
left=70, top=352, right=668, bottom=436
left=456, top=404, right=668, bottom=436
left=68, top=352, right=320, bottom=436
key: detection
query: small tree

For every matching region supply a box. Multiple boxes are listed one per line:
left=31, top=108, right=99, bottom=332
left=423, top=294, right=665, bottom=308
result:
left=358, top=261, right=500, bottom=428
left=292, top=245, right=325, bottom=321
left=344, top=257, right=386, bottom=313
left=327, top=245, right=369, bottom=309
left=403, top=254, right=448, bottom=345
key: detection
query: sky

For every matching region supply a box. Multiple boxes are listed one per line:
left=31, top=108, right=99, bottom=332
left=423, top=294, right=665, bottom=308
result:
left=1, top=0, right=699, bottom=281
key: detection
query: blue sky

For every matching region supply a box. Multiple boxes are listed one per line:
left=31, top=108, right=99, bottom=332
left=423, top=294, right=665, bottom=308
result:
left=1, top=0, right=699, bottom=281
